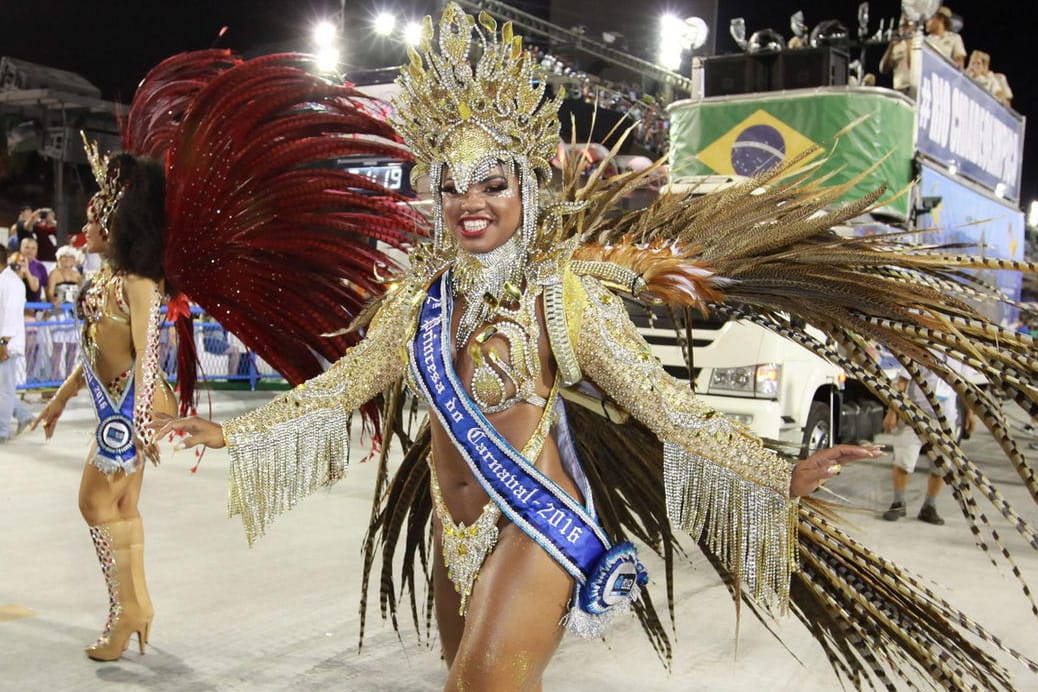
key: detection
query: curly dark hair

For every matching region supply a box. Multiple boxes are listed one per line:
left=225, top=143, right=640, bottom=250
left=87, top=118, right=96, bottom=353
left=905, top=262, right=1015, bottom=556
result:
left=106, top=153, right=166, bottom=281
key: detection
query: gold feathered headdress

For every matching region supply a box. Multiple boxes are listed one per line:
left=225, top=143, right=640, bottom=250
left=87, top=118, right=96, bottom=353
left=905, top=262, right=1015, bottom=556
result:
left=80, top=131, right=125, bottom=235
left=390, top=2, right=561, bottom=189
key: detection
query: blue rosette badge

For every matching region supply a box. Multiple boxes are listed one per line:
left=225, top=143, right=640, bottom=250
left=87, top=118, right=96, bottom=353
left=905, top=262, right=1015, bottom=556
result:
left=566, top=541, right=649, bottom=638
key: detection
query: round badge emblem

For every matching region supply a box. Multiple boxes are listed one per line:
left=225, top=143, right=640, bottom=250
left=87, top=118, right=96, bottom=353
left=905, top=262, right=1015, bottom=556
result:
left=97, top=415, right=135, bottom=456
left=599, top=558, right=639, bottom=607
left=579, top=541, right=647, bottom=615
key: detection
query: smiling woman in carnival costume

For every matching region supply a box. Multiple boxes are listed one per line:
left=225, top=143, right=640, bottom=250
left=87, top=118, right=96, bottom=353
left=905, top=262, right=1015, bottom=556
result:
left=153, top=4, right=1038, bottom=689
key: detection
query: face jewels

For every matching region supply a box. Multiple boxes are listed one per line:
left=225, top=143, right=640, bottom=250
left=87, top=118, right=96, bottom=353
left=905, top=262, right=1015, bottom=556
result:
left=442, top=164, right=522, bottom=254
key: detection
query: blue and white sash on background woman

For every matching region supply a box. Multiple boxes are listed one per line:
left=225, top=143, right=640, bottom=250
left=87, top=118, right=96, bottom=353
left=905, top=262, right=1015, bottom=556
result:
left=82, top=361, right=138, bottom=474
left=409, top=273, right=647, bottom=635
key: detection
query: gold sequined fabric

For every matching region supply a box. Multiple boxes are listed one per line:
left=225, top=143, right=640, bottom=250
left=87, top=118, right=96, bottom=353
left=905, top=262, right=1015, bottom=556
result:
left=569, top=272, right=796, bottom=606
left=224, top=278, right=421, bottom=544
left=390, top=3, right=561, bottom=187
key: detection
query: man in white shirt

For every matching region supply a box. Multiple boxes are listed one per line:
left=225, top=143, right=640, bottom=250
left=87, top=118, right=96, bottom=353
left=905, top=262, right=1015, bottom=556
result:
left=880, top=361, right=962, bottom=525
left=0, top=245, right=34, bottom=442
left=925, top=6, right=966, bottom=68
left=880, top=16, right=916, bottom=94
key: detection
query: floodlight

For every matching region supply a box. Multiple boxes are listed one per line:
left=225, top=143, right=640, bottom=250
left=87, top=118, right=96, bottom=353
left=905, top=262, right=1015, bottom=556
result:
left=313, top=20, right=337, bottom=48
left=315, top=46, right=341, bottom=73
left=403, top=21, right=423, bottom=46
left=373, top=11, right=396, bottom=36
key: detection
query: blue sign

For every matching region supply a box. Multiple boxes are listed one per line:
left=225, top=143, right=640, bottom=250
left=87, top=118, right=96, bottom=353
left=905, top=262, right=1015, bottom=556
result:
left=916, top=45, right=1025, bottom=202
left=916, top=162, right=1025, bottom=327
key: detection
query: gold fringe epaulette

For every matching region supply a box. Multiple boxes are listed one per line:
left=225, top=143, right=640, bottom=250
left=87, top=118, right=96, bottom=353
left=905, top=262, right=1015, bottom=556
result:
left=664, top=442, right=798, bottom=606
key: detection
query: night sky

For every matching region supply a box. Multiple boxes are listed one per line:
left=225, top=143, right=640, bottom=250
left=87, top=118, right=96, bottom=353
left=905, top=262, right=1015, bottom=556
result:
left=3, top=0, right=1033, bottom=204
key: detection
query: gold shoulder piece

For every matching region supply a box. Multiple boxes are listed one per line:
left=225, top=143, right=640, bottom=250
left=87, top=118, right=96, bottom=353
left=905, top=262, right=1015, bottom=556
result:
left=543, top=264, right=585, bottom=386
left=570, top=259, right=649, bottom=299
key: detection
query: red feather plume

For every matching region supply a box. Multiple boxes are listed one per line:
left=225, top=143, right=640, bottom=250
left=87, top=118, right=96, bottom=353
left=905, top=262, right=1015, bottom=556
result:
left=123, top=49, right=243, bottom=160
left=122, top=49, right=244, bottom=414
left=159, top=53, right=428, bottom=430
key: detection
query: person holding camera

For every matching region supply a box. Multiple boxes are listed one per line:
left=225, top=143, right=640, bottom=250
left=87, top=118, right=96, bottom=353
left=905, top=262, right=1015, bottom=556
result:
left=0, top=245, right=34, bottom=442
left=17, top=237, right=49, bottom=382
left=32, top=208, right=59, bottom=270
left=8, top=206, right=33, bottom=252
left=880, top=15, right=916, bottom=94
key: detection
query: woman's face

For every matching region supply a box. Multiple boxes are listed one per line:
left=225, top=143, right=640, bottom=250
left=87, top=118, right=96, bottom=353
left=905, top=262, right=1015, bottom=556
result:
left=83, top=198, right=110, bottom=255
left=59, top=254, right=76, bottom=268
left=441, top=164, right=522, bottom=254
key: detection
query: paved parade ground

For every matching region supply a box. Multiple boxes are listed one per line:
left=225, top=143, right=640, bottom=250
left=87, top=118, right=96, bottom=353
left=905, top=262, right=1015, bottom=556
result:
left=3, top=389, right=1038, bottom=691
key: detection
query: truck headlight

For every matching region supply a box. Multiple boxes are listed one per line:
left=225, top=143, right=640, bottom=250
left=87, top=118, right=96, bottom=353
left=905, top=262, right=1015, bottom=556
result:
left=708, top=363, right=781, bottom=399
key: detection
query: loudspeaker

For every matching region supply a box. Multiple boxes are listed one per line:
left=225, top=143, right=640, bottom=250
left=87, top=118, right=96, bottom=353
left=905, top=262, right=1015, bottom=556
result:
left=781, top=47, right=848, bottom=89
left=703, top=48, right=848, bottom=96
left=704, top=53, right=777, bottom=96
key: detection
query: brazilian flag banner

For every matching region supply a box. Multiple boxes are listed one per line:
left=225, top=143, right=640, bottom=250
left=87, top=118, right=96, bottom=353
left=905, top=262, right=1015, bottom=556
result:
left=668, top=90, right=914, bottom=219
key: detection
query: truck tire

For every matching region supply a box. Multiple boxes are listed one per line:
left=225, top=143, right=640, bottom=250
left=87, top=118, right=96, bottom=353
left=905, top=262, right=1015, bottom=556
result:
left=801, top=401, right=832, bottom=459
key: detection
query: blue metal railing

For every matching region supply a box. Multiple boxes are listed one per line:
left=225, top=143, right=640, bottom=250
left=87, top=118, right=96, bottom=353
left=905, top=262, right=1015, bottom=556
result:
left=17, top=302, right=287, bottom=391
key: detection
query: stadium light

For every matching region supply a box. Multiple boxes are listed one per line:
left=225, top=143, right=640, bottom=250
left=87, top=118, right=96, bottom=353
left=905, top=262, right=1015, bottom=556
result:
left=315, top=47, right=341, bottom=73
left=313, top=20, right=337, bottom=48
left=373, top=11, right=396, bottom=36
left=403, top=21, right=423, bottom=46
left=312, top=20, right=341, bottom=73
left=658, top=14, right=685, bottom=70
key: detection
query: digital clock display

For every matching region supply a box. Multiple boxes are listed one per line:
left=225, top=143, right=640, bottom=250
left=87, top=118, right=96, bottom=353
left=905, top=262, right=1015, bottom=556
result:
left=345, top=164, right=404, bottom=191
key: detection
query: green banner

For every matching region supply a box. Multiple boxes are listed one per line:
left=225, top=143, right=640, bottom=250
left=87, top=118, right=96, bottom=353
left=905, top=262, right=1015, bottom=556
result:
left=668, top=90, right=915, bottom=218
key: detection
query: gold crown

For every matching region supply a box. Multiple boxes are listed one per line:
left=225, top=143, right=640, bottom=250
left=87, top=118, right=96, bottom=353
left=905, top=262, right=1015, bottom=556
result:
left=80, top=131, right=125, bottom=232
left=391, top=3, right=561, bottom=188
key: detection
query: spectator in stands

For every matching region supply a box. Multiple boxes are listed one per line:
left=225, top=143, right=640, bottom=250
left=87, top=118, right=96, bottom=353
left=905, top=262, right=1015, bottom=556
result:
left=0, top=245, right=34, bottom=442
left=966, top=50, right=996, bottom=90
left=46, top=246, right=83, bottom=381
left=68, top=220, right=104, bottom=278
left=33, top=208, right=59, bottom=271
left=879, top=16, right=915, bottom=94
left=8, top=205, right=33, bottom=251
left=925, top=6, right=965, bottom=68
left=17, top=237, right=48, bottom=383
left=18, top=236, right=47, bottom=304
left=966, top=50, right=1014, bottom=108
left=991, top=71, right=1013, bottom=108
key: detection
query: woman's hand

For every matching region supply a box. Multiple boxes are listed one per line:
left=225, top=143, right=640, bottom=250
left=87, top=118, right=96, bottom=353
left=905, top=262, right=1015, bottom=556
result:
left=151, top=412, right=226, bottom=450
left=790, top=444, right=884, bottom=497
left=30, top=397, right=68, bottom=439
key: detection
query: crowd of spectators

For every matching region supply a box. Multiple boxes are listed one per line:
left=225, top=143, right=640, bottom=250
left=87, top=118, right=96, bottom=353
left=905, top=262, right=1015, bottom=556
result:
left=2, top=204, right=91, bottom=417
left=3, top=208, right=257, bottom=426
left=532, top=48, right=669, bottom=157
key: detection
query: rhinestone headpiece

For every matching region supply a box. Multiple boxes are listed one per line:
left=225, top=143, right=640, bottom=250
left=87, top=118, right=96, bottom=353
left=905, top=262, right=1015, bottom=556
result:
left=81, top=131, right=125, bottom=235
left=390, top=3, right=561, bottom=190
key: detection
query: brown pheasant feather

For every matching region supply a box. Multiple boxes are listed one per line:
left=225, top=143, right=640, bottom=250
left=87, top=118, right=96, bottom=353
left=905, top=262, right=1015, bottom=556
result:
left=551, top=138, right=1038, bottom=685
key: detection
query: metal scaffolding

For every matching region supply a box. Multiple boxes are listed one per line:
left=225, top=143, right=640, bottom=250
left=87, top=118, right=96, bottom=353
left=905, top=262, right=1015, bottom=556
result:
left=454, top=0, right=692, bottom=92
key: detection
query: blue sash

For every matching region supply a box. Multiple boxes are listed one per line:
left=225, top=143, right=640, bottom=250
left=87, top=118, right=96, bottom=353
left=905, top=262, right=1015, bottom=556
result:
left=409, top=273, right=646, bottom=628
left=83, top=362, right=138, bottom=472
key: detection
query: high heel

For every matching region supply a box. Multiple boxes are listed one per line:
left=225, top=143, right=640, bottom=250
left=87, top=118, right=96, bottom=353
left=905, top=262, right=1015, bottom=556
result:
left=86, top=614, right=153, bottom=661
left=85, top=519, right=154, bottom=661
